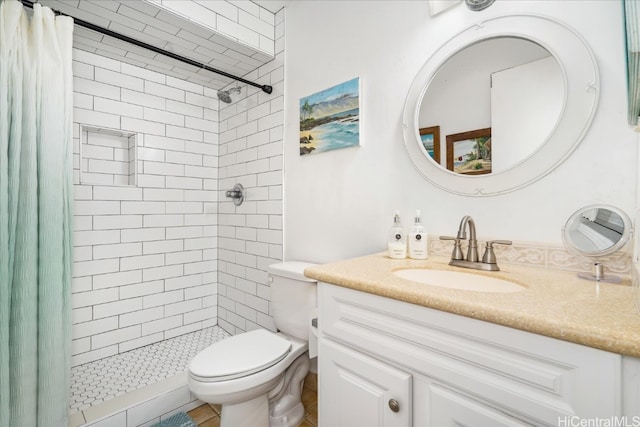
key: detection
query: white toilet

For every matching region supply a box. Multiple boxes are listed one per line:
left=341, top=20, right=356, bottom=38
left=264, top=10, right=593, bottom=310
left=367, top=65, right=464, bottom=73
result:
left=188, top=262, right=317, bottom=427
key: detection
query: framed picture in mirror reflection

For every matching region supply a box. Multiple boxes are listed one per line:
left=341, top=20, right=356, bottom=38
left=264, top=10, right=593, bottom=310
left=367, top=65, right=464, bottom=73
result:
left=446, top=128, right=492, bottom=175
left=419, top=126, right=440, bottom=164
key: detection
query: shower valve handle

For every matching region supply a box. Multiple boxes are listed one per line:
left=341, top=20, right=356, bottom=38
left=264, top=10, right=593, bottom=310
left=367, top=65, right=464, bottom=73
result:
left=225, top=183, right=245, bottom=206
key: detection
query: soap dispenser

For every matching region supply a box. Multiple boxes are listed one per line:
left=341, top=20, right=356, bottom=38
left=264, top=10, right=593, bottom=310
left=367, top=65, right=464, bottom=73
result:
left=408, top=210, right=428, bottom=260
left=388, top=210, right=407, bottom=259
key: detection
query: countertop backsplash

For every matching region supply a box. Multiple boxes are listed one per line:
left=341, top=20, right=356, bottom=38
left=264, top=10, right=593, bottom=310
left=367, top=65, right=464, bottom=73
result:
left=430, top=236, right=632, bottom=277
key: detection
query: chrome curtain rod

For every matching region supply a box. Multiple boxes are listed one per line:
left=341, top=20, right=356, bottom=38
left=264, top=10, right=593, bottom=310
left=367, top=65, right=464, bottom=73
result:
left=20, top=0, right=273, bottom=94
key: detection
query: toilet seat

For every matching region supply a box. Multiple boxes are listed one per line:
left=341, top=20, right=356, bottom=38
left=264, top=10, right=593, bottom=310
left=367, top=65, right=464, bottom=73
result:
left=189, top=329, right=292, bottom=383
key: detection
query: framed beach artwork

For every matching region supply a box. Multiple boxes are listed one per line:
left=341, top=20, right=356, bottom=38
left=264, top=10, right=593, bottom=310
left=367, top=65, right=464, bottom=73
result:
left=446, top=128, right=492, bottom=175
left=419, top=126, right=440, bottom=164
left=299, top=77, right=360, bottom=156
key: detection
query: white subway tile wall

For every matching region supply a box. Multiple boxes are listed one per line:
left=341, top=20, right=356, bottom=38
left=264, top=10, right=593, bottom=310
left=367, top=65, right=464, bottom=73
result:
left=40, top=0, right=275, bottom=90
left=71, top=48, right=219, bottom=367
left=216, top=10, right=285, bottom=335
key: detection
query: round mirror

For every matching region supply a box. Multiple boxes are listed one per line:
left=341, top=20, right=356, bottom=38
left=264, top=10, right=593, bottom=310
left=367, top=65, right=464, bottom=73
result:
left=562, top=205, right=632, bottom=283
left=420, top=37, right=563, bottom=174
left=403, top=14, right=599, bottom=196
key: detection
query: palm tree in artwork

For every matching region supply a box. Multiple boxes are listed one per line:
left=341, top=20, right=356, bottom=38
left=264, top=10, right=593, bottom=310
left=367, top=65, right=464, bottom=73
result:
left=300, top=100, right=314, bottom=122
left=473, top=137, right=491, bottom=160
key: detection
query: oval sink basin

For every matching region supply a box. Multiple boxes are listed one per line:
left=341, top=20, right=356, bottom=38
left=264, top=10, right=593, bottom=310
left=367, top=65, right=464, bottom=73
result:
left=393, top=268, right=525, bottom=293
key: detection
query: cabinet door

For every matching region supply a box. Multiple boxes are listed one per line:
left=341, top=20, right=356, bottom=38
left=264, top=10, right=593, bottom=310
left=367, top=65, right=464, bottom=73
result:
left=426, top=382, right=533, bottom=427
left=319, top=339, right=411, bottom=427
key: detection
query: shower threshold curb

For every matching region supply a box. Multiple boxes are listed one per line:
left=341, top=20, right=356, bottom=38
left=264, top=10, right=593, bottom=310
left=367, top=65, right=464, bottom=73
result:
left=70, top=371, right=201, bottom=427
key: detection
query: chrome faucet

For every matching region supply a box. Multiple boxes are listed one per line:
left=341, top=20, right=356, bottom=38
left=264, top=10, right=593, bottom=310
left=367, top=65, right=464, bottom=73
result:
left=440, top=215, right=512, bottom=271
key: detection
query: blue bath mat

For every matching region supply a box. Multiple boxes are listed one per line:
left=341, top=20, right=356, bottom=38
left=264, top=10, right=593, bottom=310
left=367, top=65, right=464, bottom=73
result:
left=151, top=412, right=197, bottom=427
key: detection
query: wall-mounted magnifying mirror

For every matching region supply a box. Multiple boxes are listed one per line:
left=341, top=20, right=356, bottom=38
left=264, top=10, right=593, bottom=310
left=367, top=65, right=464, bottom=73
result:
left=562, top=205, right=633, bottom=283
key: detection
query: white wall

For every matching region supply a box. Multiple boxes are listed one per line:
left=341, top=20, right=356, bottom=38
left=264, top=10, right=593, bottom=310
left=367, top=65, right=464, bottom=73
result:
left=71, top=49, right=219, bottom=366
left=284, top=0, right=638, bottom=264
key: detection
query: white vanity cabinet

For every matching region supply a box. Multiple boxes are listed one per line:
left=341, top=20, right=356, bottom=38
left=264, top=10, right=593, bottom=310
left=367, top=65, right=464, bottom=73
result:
left=318, top=282, right=630, bottom=427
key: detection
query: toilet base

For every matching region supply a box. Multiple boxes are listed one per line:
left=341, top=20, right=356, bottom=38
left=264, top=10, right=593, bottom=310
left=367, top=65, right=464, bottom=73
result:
left=270, top=401, right=305, bottom=427
left=269, top=353, right=309, bottom=427
left=221, top=394, right=269, bottom=427
left=216, top=353, right=310, bottom=427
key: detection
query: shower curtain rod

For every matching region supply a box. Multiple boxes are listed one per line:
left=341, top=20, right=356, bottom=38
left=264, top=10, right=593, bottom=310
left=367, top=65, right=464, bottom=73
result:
left=20, top=0, right=273, bottom=95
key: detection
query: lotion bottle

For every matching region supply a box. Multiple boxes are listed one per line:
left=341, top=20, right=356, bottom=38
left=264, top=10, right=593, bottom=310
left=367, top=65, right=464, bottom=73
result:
left=408, top=210, right=428, bottom=260
left=387, top=210, right=407, bottom=259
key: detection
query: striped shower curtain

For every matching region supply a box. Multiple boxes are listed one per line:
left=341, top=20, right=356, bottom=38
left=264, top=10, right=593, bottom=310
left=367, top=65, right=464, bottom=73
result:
left=0, top=1, right=74, bottom=426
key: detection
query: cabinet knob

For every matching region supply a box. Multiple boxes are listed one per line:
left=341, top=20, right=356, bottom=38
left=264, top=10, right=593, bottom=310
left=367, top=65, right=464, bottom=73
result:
left=388, top=399, right=400, bottom=413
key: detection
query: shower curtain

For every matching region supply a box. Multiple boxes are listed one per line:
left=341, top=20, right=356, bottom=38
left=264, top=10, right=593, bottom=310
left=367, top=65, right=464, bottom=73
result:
left=0, top=1, right=74, bottom=426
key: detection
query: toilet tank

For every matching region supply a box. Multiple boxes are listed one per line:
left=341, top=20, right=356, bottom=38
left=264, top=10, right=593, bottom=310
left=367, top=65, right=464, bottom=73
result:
left=268, top=262, right=317, bottom=341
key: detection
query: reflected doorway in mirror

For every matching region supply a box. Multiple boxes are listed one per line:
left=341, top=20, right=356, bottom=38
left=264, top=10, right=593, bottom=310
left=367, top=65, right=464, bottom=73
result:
left=419, top=126, right=441, bottom=164
left=446, top=128, right=492, bottom=175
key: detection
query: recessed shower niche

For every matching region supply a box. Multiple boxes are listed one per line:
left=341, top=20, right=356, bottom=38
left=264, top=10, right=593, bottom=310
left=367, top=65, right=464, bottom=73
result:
left=79, top=125, right=139, bottom=186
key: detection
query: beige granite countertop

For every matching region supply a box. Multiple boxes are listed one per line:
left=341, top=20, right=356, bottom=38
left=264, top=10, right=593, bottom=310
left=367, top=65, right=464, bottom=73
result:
left=304, top=253, right=640, bottom=358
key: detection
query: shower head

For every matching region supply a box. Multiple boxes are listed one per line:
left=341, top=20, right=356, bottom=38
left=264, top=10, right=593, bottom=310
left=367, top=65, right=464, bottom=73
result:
left=217, top=90, right=232, bottom=104
left=217, top=86, right=242, bottom=104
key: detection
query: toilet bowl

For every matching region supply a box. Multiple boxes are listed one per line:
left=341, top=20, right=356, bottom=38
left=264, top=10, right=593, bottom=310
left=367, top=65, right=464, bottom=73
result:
left=187, top=262, right=317, bottom=427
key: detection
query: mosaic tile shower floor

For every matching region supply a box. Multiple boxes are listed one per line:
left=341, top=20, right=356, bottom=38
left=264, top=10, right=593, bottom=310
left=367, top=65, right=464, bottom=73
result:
left=69, top=326, right=231, bottom=414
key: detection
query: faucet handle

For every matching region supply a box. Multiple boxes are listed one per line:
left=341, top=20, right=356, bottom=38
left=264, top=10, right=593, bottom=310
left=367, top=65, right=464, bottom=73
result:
left=440, top=235, right=464, bottom=260
left=488, top=240, right=512, bottom=246
left=482, top=240, right=512, bottom=264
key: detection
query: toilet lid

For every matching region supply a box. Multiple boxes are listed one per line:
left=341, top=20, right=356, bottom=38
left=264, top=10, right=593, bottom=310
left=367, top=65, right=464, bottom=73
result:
left=189, top=329, right=292, bottom=382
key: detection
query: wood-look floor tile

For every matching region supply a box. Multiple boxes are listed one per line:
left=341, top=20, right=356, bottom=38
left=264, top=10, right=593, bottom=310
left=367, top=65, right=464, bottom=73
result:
left=302, top=386, right=317, bottom=407
left=188, top=404, right=216, bottom=424
left=304, top=400, right=317, bottom=425
left=208, top=403, right=222, bottom=416
left=198, top=416, right=221, bottom=427
left=304, top=373, right=317, bottom=392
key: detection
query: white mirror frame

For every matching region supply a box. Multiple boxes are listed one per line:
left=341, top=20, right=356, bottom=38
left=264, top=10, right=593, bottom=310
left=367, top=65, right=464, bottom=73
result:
left=403, top=14, right=599, bottom=197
